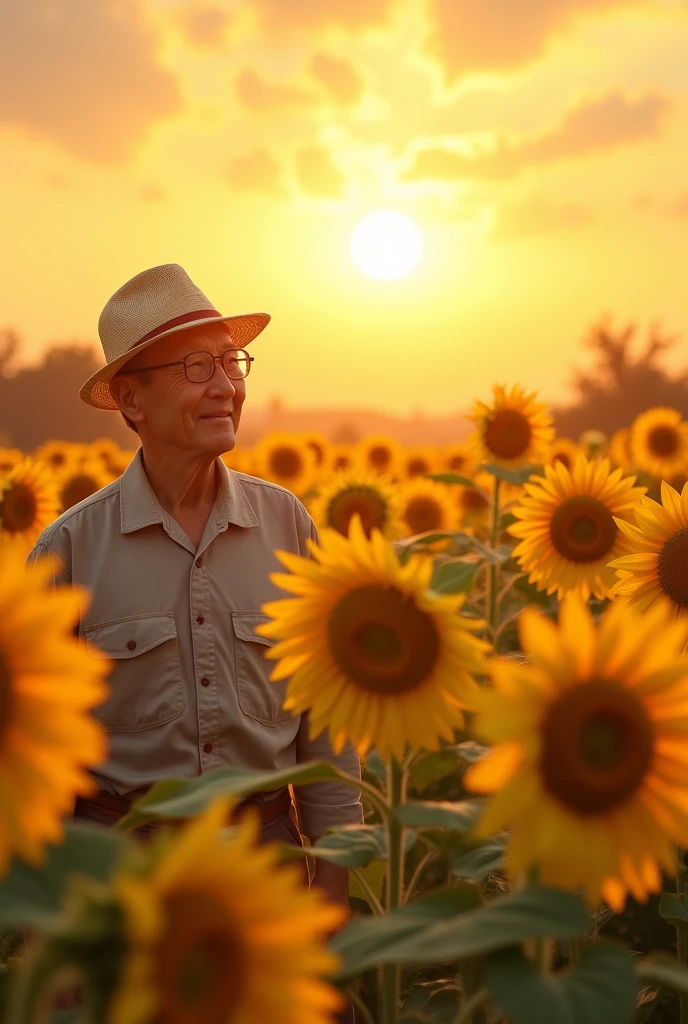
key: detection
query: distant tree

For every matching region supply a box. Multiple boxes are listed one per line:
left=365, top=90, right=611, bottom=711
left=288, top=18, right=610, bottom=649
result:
left=553, top=317, right=688, bottom=439
left=0, top=331, right=131, bottom=450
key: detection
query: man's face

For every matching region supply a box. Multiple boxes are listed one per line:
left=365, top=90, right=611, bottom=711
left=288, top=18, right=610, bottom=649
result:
left=117, top=322, right=247, bottom=457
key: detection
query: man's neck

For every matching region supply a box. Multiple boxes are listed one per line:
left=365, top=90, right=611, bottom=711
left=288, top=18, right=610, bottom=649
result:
left=140, top=446, right=219, bottom=521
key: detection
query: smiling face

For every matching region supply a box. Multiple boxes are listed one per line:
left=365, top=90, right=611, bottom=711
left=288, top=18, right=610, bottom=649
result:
left=110, top=321, right=247, bottom=460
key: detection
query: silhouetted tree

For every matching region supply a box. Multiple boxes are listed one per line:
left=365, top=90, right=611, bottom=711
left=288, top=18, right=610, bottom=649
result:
left=553, top=317, right=688, bottom=439
left=0, top=331, right=131, bottom=450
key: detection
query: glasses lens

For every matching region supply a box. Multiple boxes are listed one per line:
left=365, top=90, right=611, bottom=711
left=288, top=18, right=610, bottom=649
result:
left=185, top=352, right=214, bottom=382
left=223, top=350, right=251, bottom=378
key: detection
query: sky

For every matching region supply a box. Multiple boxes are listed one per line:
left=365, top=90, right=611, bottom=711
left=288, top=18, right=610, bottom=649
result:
left=0, top=0, right=687, bottom=416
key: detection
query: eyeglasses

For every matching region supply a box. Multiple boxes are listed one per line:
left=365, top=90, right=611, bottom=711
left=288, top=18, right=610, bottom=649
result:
left=121, top=349, right=253, bottom=383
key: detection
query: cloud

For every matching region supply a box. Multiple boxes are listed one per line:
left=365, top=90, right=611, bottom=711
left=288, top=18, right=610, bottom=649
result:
left=310, top=53, right=365, bottom=106
left=424, top=0, right=641, bottom=80
left=234, top=69, right=316, bottom=113
left=176, top=5, right=234, bottom=49
left=402, top=91, right=668, bottom=182
left=490, top=195, right=595, bottom=241
left=0, top=0, right=181, bottom=163
left=294, top=146, right=347, bottom=198
left=250, top=0, right=393, bottom=34
left=227, top=148, right=286, bottom=196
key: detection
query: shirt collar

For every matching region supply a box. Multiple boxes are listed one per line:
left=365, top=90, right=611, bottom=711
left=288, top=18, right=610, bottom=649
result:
left=120, top=448, right=258, bottom=534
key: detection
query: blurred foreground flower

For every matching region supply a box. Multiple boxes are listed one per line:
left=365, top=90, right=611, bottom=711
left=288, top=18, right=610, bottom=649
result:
left=465, top=596, right=688, bottom=910
left=0, top=548, right=109, bottom=875
left=0, top=458, right=60, bottom=555
left=311, top=469, right=403, bottom=539
left=470, top=383, right=554, bottom=470
left=509, top=455, right=646, bottom=601
left=610, top=479, right=688, bottom=617
left=630, top=406, right=688, bottom=480
left=258, top=515, right=489, bottom=761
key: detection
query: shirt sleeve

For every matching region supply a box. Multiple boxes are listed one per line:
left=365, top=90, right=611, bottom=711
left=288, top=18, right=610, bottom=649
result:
left=290, top=501, right=364, bottom=841
left=26, top=532, right=72, bottom=586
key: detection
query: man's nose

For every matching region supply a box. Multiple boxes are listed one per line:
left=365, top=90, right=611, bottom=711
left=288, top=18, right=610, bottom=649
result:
left=209, top=361, right=237, bottom=394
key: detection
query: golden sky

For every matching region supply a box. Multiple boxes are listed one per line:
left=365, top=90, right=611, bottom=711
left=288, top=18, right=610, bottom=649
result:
left=1, top=0, right=687, bottom=416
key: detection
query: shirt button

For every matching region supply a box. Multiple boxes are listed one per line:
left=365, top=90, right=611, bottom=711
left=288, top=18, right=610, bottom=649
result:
left=127, top=640, right=136, bottom=651
left=196, top=615, right=205, bottom=625
left=203, top=742, right=212, bottom=753
left=200, top=677, right=209, bottom=687
left=195, top=557, right=203, bottom=568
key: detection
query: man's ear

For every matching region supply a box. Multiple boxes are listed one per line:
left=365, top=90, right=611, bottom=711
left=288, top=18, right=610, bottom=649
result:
left=109, top=374, right=146, bottom=428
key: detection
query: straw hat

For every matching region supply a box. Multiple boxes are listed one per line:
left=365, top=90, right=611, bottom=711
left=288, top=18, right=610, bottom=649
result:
left=79, top=263, right=271, bottom=410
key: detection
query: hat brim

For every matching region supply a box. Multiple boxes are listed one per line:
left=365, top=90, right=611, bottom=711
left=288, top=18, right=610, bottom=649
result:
left=79, top=311, right=271, bottom=410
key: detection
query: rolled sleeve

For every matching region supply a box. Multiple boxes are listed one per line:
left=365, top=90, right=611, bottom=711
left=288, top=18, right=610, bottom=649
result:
left=293, top=712, right=364, bottom=841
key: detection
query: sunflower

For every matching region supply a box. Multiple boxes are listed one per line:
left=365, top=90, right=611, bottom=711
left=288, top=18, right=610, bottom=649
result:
left=357, top=434, right=403, bottom=478
left=33, top=440, right=80, bottom=473
left=609, top=480, right=688, bottom=617
left=311, top=469, right=404, bottom=539
left=465, top=596, right=688, bottom=910
left=0, top=548, right=109, bottom=875
left=609, top=428, right=633, bottom=473
left=630, top=407, right=688, bottom=480
left=56, top=460, right=113, bottom=512
left=109, top=795, right=345, bottom=1024
left=454, top=473, right=491, bottom=534
left=330, top=443, right=355, bottom=473
left=299, top=431, right=331, bottom=471
left=0, top=448, right=24, bottom=474
left=508, top=455, right=646, bottom=602
left=400, top=445, right=440, bottom=480
left=399, top=478, right=458, bottom=540
left=0, top=458, right=61, bottom=554
left=439, top=441, right=477, bottom=477
left=257, top=515, right=490, bottom=762
left=546, top=437, right=580, bottom=472
left=470, top=384, right=554, bottom=470
left=252, top=432, right=317, bottom=496
left=578, top=429, right=608, bottom=460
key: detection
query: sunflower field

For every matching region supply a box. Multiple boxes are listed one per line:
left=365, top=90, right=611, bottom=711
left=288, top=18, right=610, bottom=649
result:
left=3, top=390, right=688, bottom=1023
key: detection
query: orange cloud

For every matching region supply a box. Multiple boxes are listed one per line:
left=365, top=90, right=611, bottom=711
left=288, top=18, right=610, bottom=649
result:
left=294, top=145, right=347, bottom=198
left=250, top=0, right=393, bottom=34
left=227, top=148, right=286, bottom=196
left=0, top=0, right=181, bottom=163
left=403, top=91, right=668, bottom=181
left=176, top=5, right=234, bottom=49
left=234, top=69, right=316, bottom=113
left=310, top=53, right=365, bottom=106
left=424, top=0, right=644, bottom=80
left=491, top=195, right=595, bottom=241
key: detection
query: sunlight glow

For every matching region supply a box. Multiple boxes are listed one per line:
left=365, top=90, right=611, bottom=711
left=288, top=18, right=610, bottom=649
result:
left=349, top=210, right=423, bottom=282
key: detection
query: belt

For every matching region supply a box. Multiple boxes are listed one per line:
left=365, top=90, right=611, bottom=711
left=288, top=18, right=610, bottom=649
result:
left=74, top=786, right=293, bottom=828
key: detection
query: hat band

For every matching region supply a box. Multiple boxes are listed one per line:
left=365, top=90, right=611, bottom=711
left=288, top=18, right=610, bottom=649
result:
left=136, top=308, right=222, bottom=346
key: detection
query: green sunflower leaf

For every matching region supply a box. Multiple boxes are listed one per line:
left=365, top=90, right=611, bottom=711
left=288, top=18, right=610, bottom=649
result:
left=480, top=464, right=543, bottom=485
left=659, top=891, right=688, bottom=928
left=280, top=825, right=416, bottom=869
left=396, top=799, right=483, bottom=833
left=329, top=884, right=588, bottom=979
left=118, top=760, right=358, bottom=830
left=0, top=823, right=127, bottom=930
left=485, top=942, right=637, bottom=1024
left=450, top=835, right=507, bottom=881
left=637, top=953, right=688, bottom=994
left=427, top=473, right=482, bottom=490
left=430, top=559, right=478, bottom=594
left=408, top=747, right=464, bottom=792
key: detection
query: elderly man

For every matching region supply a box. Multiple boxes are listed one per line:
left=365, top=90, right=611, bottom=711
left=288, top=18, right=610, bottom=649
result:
left=28, top=264, right=363, bottom=915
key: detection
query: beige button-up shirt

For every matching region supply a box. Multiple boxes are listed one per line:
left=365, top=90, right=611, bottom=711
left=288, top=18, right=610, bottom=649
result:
left=28, top=450, right=363, bottom=840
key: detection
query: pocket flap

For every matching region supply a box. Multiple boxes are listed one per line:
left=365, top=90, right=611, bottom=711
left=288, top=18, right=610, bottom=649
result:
left=232, top=611, right=274, bottom=647
left=84, top=613, right=177, bottom=659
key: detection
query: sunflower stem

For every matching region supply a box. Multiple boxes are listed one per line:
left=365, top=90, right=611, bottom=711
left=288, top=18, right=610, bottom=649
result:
left=349, top=867, right=384, bottom=916
left=380, top=755, right=407, bottom=1024
left=677, top=846, right=688, bottom=1023
left=487, top=479, right=502, bottom=642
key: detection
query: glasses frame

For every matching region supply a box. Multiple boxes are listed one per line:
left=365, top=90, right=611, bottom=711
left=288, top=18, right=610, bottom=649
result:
left=119, top=348, right=254, bottom=383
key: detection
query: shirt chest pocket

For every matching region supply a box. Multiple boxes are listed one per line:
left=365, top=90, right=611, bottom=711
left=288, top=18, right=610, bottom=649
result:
left=232, top=611, right=292, bottom=727
left=83, top=612, right=184, bottom=733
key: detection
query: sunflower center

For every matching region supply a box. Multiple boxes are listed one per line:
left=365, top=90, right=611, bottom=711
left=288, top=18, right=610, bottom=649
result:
left=269, top=446, right=302, bottom=479
left=540, top=680, right=654, bottom=815
left=0, top=482, right=38, bottom=533
left=327, top=487, right=388, bottom=538
left=328, top=584, right=439, bottom=694
left=0, top=649, right=13, bottom=744
left=657, top=528, right=688, bottom=607
left=552, top=452, right=571, bottom=469
left=60, top=474, right=100, bottom=510
left=407, top=457, right=430, bottom=477
left=405, top=497, right=443, bottom=534
left=648, top=425, right=679, bottom=457
left=460, top=489, right=488, bottom=514
left=448, top=454, right=467, bottom=471
left=484, top=409, right=532, bottom=460
left=549, top=496, right=617, bottom=563
left=369, top=445, right=392, bottom=470
left=155, top=889, right=244, bottom=1024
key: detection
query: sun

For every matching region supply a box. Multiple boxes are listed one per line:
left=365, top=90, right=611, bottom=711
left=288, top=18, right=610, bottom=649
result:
left=349, top=210, right=423, bottom=281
